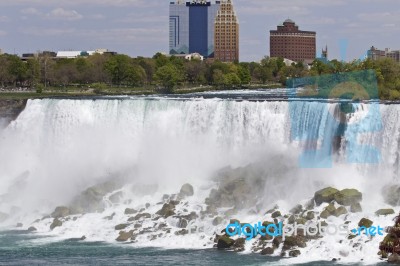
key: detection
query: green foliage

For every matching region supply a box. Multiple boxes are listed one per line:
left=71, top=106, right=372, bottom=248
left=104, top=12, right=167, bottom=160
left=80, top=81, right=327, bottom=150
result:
left=154, top=64, right=184, bottom=93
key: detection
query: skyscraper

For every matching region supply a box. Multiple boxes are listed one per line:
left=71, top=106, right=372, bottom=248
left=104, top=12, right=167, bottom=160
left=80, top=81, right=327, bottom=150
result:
left=270, top=19, right=316, bottom=63
left=169, top=1, right=221, bottom=58
left=214, top=0, right=239, bottom=62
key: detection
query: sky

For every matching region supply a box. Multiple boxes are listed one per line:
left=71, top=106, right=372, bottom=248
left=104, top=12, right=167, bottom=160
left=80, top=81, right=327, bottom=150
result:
left=0, top=0, right=399, bottom=62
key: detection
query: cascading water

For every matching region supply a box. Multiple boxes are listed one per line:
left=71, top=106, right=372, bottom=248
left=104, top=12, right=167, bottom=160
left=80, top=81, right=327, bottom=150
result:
left=0, top=96, right=398, bottom=264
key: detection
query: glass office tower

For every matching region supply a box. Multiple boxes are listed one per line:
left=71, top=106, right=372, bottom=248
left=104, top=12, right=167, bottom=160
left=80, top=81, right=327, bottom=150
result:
left=169, top=1, right=221, bottom=58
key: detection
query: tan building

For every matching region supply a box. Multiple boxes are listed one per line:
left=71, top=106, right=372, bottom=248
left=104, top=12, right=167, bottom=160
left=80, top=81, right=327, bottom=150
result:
left=367, top=46, right=400, bottom=63
left=270, top=19, right=316, bottom=63
left=214, top=0, right=239, bottom=62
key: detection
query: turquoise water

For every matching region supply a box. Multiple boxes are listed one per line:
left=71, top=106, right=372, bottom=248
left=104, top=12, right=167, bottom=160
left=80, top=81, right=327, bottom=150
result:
left=0, top=231, right=381, bottom=266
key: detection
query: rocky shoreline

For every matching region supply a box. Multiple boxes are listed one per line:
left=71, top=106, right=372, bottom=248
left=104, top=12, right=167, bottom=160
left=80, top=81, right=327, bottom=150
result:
left=1, top=164, right=399, bottom=264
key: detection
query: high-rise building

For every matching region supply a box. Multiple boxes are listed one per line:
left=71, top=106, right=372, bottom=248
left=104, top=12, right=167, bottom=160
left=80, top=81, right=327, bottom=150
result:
left=270, top=19, right=316, bottom=63
left=169, top=1, right=221, bottom=58
left=214, top=0, right=239, bottom=62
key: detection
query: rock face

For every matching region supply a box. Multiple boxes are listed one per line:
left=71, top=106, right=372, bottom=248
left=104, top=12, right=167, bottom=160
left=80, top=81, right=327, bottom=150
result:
left=28, top=226, right=37, bottom=232
left=156, top=202, right=176, bottom=218
left=0, top=99, right=27, bottom=125
left=261, top=247, right=274, bottom=255
left=51, top=206, right=70, bottom=218
left=124, top=208, right=137, bottom=215
left=179, top=184, right=194, bottom=197
left=314, top=187, right=339, bottom=205
left=115, top=224, right=130, bottom=230
left=350, top=203, right=362, bottom=213
left=334, top=189, right=362, bottom=206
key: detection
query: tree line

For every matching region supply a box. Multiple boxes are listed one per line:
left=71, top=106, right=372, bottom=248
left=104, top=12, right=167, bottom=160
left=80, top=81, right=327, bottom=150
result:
left=0, top=52, right=399, bottom=99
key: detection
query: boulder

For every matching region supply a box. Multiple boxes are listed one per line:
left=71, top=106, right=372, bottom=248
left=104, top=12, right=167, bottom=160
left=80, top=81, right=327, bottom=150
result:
left=272, top=236, right=283, bottom=248
left=288, top=215, right=296, bottom=224
left=179, top=183, right=194, bottom=197
left=116, top=230, right=134, bottom=242
left=388, top=253, right=400, bottom=263
left=261, top=247, right=274, bottom=255
left=174, top=229, right=189, bottom=236
left=217, top=235, right=235, bottom=249
left=290, top=204, right=303, bottom=215
left=271, top=211, right=282, bottom=218
left=350, top=203, right=362, bottom=213
left=233, top=238, right=246, bottom=252
left=314, top=187, right=339, bottom=205
left=124, top=208, right=137, bottom=215
left=375, top=209, right=395, bottom=216
left=320, top=210, right=330, bottom=219
left=16, top=223, right=23, bottom=228
left=334, top=189, right=362, bottom=206
left=305, top=211, right=315, bottom=220
left=27, top=226, right=37, bottom=232
left=325, top=203, right=336, bottom=214
left=115, top=224, right=130, bottom=230
left=50, top=218, right=63, bottom=230
left=212, top=217, right=224, bottom=226
left=283, top=236, right=307, bottom=250
left=156, top=203, right=175, bottom=218
left=177, top=218, right=188, bottom=229
left=334, top=206, right=348, bottom=217
left=358, top=218, right=373, bottom=228
left=131, top=213, right=151, bottom=221
left=51, top=206, right=70, bottom=218
left=289, top=250, right=301, bottom=257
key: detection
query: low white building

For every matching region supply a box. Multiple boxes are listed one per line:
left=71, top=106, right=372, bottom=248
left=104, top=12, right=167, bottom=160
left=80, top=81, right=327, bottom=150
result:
left=173, top=53, right=204, bottom=61
left=56, top=49, right=113, bottom=59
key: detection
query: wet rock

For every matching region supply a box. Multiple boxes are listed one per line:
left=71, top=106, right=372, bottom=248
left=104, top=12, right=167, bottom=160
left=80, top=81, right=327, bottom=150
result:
left=156, top=203, right=176, bottom=218
left=174, top=229, right=189, bottom=236
left=116, top=230, right=134, bottom=242
left=305, top=211, right=315, bottom=220
left=388, top=253, right=400, bottom=263
left=320, top=210, right=330, bottom=219
left=375, top=209, right=395, bottom=216
left=177, top=218, right=188, bottom=229
left=124, top=208, right=137, bottom=215
left=289, top=250, right=301, bottom=257
left=296, top=218, right=307, bottom=225
left=288, top=215, right=296, bottom=224
left=132, top=213, right=151, bottom=220
left=104, top=213, right=116, bottom=220
left=339, top=250, right=349, bottom=257
left=382, top=185, right=400, bottom=206
left=28, top=226, right=37, bottom=232
left=261, top=247, right=274, bottom=255
left=273, top=236, right=283, bottom=248
left=305, top=199, right=315, bottom=210
left=50, top=218, right=63, bottom=230
left=334, top=189, right=362, bottom=206
left=213, top=217, right=224, bottom=226
left=233, top=238, right=246, bottom=252
left=290, top=204, right=303, bottom=215
left=16, top=223, right=23, bottom=228
left=115, top=224, right=130, bottom=230
left=145, top=203, right=150, bottom=208
left=283, top=236, right=307, bottom=250
left=51, top=206, right=70, bottom=218
left=271, top=211, right=282, bottom=219
left=358, top=218, right=373, bottom=228
left=350, top=203, right=362, bottom=213
left=314, top=187, right=339, bottom=205
left=334, top=206, right=348, bottom=217
left=179, top=183, right=194, bottom=197
left=217, top=235, right=235, bottom=249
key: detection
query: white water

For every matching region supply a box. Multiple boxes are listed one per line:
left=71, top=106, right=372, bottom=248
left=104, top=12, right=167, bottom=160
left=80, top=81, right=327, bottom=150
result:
left=0, top=97, right=398, bottom=264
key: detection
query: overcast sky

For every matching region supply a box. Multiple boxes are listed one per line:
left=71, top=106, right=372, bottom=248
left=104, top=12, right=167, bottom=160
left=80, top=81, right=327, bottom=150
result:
left=0, top=0, right=399, bottom=62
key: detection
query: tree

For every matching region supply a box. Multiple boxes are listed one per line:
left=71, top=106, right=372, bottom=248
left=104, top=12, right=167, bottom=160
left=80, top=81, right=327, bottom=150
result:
left=153, top=64, right=183, bottom=93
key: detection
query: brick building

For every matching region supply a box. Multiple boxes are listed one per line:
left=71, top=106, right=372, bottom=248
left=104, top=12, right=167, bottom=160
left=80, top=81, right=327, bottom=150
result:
left=214, top=0, right=239, bottom=62
left=270, top=19, right=316, bottom=63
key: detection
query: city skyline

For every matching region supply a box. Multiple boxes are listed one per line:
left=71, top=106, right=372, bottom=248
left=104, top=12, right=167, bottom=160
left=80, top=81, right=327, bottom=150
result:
left=0, top=0, right=399, bottom=62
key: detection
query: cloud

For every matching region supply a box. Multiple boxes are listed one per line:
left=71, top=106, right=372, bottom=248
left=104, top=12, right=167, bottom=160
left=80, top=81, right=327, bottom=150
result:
left=20, top=7, right=41, bottom=15
left=0, top=0, right=158, bottom=7
left=0, top=16, right=9, bottom=22
left=0, top=30, right=7, bottom=36
left=46, top=8, right=83, bottom=20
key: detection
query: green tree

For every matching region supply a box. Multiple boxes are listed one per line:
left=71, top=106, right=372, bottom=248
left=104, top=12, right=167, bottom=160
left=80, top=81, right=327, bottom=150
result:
left=153, top=64, right=184, bottom=93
